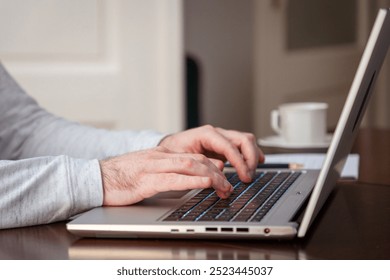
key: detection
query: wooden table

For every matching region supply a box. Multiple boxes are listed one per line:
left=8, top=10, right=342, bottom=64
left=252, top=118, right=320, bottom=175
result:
left=1, top=128, right=389, bottom=259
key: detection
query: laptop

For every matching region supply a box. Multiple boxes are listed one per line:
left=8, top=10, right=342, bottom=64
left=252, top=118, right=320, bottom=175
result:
left=67, top=8, right=390, bottom=239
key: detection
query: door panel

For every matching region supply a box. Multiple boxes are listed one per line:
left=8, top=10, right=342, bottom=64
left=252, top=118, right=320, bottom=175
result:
left=0, top=0, right=184, bottom=132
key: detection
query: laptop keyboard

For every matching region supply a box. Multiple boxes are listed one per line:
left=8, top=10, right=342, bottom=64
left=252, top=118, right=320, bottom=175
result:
left=163, top=171, right=301, bottom=223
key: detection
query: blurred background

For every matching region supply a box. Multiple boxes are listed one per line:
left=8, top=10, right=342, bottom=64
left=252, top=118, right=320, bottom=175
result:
left=1, top=0, right=389, bottom=139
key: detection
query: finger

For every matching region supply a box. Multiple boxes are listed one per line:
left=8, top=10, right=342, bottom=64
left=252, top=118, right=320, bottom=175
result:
left=140, top=173, right=233, bottom=200
left=143, top=153, right=224, bottom=177
left=138, top=148, right=225, bottom=178
left=199, top=127, right=253, bottom=182
left=143, top=154, right=232, bottom=194
left=208, top=158, right=225, bottom=170
left=122, top=148, right=233, bottom=197
left=216, top=128, right=265, bottom=173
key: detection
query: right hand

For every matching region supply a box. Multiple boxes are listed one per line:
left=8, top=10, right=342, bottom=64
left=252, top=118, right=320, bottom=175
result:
left=99, top=146, right=233, bottom=206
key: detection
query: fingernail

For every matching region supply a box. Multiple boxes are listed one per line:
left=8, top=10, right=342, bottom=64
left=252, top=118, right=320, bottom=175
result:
left=226, top=186, right=233, bottom=196
left=223, top=190, right=232, bottom=198
left=224, top=180, right=232, bottom=190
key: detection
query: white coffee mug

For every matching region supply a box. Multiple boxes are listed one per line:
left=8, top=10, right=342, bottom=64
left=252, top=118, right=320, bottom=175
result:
left=271, top=102, right=328, bottom=145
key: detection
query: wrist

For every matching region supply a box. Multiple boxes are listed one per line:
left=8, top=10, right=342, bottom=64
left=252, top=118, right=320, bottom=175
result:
left=99, top=157, right=120, bottom=205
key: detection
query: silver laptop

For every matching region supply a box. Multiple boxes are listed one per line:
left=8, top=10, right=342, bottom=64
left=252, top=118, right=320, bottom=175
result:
left=67, top=8, right=390, bottom=239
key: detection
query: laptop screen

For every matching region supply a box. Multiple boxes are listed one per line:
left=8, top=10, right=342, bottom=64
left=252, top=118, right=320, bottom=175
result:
left=298, top=8, right=390, bottom=237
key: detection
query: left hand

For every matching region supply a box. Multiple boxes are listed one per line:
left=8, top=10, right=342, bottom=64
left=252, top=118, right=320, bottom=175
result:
left=159, top=125, right=264, bottom=183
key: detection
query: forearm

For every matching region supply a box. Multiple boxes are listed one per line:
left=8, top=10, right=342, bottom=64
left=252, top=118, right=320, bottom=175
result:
left=18, top=118, right=166, bottom=160
left=0, top=156, right=103, bottom=229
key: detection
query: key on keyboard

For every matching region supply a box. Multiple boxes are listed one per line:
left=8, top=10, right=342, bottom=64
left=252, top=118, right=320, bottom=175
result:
left=163, top=171, right=301, bottom=222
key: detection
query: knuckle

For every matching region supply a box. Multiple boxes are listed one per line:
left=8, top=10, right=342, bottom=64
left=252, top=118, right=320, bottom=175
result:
left=200, top=176, right=212, bottom=187
left=194, top=154, right=208, bottom=163
left=245, top=133, right=256, bottom=142
left=178, top=157, right=196, bottom=169
left=155, top=146, right=169, bottom=153
left=202, top=124, right=215, bottom=132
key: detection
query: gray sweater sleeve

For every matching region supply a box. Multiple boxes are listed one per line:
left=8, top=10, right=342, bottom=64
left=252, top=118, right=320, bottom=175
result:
left=0, top=63, right=167, bottom=229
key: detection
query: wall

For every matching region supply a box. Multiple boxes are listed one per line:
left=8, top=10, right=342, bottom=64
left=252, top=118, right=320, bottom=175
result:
left=184, top=0, right=390, bottom=139
left=184, top=0, right=254, bottom=132
left=364, top=0, right=390, bottom=129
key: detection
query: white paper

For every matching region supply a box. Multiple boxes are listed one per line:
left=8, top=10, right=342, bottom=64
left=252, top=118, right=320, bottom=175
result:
left=264, top=153, right=359, bottom=179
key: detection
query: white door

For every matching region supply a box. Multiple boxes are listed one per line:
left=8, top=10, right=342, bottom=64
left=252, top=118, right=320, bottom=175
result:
left=253, top=0, right=370, bottom=138
left=0, top=0, right=184, bottom=133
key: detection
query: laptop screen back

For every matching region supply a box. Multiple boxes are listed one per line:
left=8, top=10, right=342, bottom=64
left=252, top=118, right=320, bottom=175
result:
left=298, top=8, right=390, bottom=237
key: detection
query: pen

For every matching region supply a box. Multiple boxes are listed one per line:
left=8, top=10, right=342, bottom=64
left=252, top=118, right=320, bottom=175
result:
left=224, top=162, right=303, bottom=169
left=257, top=163, right=303, bottom=169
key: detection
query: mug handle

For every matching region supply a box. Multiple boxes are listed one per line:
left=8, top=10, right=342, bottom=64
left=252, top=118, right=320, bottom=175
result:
left=271, top=109, right=282, bottom=135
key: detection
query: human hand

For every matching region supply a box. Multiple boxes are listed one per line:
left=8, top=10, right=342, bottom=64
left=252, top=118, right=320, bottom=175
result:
left=100, top=146, right=233, bottom=206
left=159, top=125, right=264, bottom=183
